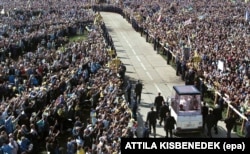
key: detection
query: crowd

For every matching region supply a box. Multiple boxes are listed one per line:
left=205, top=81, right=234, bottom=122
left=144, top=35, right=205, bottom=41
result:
left=0, top=0, right=95, bottom=59
left=0, top=0, right=134, bottom=154
left=1, top=0, right=250, bottom=153
left=121, top=0, right=250, bottom=119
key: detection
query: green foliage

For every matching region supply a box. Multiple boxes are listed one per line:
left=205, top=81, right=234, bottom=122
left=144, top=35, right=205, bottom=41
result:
left=69, top=33, right=87, bottom=42
left=203, top=97, right=214, bottom=107
left=235, top=121, right=245, bottom=138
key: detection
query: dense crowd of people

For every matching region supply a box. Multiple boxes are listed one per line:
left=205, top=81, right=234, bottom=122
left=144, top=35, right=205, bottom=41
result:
left=121, top=0, right=250, bottom=119
left=0, top=0, right=133, bottom=154
left=1, top=0, right=250, bottom=153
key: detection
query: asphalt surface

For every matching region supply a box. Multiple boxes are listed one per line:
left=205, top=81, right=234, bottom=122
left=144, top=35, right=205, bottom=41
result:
left=100, top=12, right=239, bottom=138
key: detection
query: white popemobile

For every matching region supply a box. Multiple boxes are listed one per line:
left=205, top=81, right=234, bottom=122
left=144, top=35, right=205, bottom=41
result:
left=167, top=85, right=203, bottom=134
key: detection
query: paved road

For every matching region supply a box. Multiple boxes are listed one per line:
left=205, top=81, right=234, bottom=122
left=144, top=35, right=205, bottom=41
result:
left=100, top=12, right=239, bottom=138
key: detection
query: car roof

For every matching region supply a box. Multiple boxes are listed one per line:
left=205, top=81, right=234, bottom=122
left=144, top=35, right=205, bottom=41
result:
left=173, top=85, right=200, bottom=95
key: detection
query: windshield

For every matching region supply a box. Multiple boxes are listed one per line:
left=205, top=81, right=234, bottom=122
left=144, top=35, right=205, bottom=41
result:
left=171, top=94, right=201, bottom=115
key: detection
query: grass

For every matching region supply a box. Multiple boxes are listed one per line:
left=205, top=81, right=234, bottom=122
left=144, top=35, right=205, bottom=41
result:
left=69, top=33, right=88, bottom=42
left=57, top=33, right=88, bottom=53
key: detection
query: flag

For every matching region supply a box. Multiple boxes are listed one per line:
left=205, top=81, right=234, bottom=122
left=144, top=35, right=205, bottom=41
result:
left=188, top=36, right=191, bottom=45
left=188, top=36, right=191, bottom=49
left=246, top=10, right=249, bottom=21
left=198, top=14, right=207, bottom=20
left=178, top=23, right=181, bottom=31
left=184, top=18, right=192, bottom=26
left=86, top=26, right=89, bottom=31
left=94, top=17, right=97, bottom=25
left=85, top=26, right=92, bottom=32
left=146, top=16, right=150, bottom=22
left=0, top=9, right=5, bottom=15
left=157, top=14, right=162, bottom=22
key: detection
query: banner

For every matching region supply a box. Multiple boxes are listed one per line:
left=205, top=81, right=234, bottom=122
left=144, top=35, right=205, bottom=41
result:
left=218, top=60, right=224, bottom=72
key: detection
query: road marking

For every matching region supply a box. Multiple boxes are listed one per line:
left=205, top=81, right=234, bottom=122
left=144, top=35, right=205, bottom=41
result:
left=140, top=63, right=146, bottom=70
left=136, top=56, right=146, bottom=70
left=131, top=48, right=136, bottom=55
left=135, top=56, right=141, bottom=62
left=108, top=17, right=162, bottom=93
left=154, top=83, right=162, bottom=93
left=146, top=72, right=153, bottom=80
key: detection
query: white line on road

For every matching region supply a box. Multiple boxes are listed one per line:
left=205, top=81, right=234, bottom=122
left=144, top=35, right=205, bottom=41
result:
left=136, top=55, right=146, bottom=70
left=108, top=19, right=161, bottom=93
left=135, top=56, right=141, bottom=62
left=154, top=83, right=162, bottom=93
left=131, top=48, right=136, bottom=55
left=140, top=63, right=146, bottom=70
left=146, top=72, right=153, bottom=80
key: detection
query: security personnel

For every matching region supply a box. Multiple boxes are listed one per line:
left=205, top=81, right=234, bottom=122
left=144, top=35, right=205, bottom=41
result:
left=134, top=80, right=143, bottom=104
left=154, top=92, right=164, bottom=118
left=213, top=104, right=222, bottom=134
left=146, top=107, right=158, bottom=138
left=164, top=112, right=176, bottom=138
left=206, top=109, right=216, bottom=138
left=125, top=80, right=132, bottom=105
left=159, top=101, right=170, bottom=126
left=201, top=101, right=209, bottom=131
left=224, top=113, right=237, bottom=138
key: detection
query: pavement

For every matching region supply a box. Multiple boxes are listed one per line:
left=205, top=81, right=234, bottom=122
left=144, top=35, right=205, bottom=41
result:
left=100, top=12, right=240, bottom=138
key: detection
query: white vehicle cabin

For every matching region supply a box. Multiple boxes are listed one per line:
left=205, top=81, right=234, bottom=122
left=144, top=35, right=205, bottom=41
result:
left=168, top=85, right=203, bottom=133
